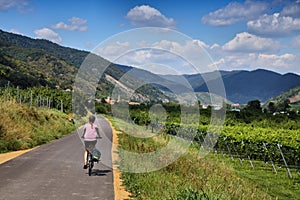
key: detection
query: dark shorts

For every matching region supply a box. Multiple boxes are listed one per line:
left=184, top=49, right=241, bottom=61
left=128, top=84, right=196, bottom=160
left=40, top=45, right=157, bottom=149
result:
left=84, top=140, right=97, bottom=150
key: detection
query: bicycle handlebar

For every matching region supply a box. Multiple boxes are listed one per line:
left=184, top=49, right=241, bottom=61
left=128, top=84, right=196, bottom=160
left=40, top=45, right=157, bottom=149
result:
left=81, top=136, right=102, bottom=139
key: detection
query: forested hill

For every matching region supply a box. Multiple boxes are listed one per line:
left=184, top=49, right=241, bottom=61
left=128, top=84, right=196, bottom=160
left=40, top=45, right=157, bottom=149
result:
left=0, top=29, right=167, bottom=101
left=187, top=69, right=300, bottom=104
left=211, top=69, right=300, bottom=104
left=264, top=85, right=300, bottom=111
left=0, top=29, right=88, bottom=68
left=0, top=43, right=78, bottom=88
left=1, top=29, right=300, bottom=104
left=0, top=30, right=133, bottom=90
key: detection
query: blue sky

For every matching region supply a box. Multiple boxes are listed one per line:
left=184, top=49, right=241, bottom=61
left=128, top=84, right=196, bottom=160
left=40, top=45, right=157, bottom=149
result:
left=1, top=0, right=300, bottom=75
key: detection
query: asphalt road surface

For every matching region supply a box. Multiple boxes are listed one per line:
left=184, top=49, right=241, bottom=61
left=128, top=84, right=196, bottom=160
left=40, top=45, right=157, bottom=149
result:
left=0, top=116, right=115, bottom=200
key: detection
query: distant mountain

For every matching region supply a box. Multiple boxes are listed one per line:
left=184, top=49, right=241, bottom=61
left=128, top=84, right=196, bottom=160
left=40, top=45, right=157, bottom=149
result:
left=1, top=29, right=299, bottom=104
left=122, top=67, right=300, bottom=104
left=187, top=69, right=300, bottom=104
left=213, top=69, right=300, bottom=104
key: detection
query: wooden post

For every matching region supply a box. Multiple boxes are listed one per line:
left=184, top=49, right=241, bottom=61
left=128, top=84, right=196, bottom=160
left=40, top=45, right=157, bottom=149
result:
left=5, top=81, right=10, bottom=100
left=30, top=91, right=33, bottom=108
left=248, top=155, right=254, bottom=169
left=277, top=144, right=292, bottom=178
left=224, top=138, right=234, bottom=160
left=263, top=143, right=277, bottom=174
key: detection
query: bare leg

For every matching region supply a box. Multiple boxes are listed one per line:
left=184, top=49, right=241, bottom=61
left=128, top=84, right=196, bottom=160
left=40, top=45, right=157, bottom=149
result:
left=84, top=150, right=87, bottom=165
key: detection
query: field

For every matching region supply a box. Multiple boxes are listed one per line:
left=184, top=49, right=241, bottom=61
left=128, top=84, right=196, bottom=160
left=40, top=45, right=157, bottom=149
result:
left=107, top=101, right=300, bottom=199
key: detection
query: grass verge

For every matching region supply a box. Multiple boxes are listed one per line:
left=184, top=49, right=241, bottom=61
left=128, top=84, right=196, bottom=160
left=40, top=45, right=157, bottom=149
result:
left=0, top=98, right=75, bottom=153
left=218, top=155, right=300, bottom=200
left=109, top=117, right=287, bottom=200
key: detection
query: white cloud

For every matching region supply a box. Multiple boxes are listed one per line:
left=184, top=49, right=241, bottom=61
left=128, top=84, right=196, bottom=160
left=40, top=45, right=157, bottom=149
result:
left=0, top=0, right=28, bottom=11
left=96, top=41, right=131, bottom=61
left=207, top=33, right=299, bottom=74
left=152, top=39, right=210, bottom=59
left=247, top=13, right=300, bottom=36
left=201, top=0, right=268, bottom=26
left=126, top=5, right=175, bottom=28
left=223, top=32, right=280, bottom=53
left=9, top=28, right=21, bottom=34
left=292, top=35, right=300, bottom=48
left=95, top=39, right=214, bottom=74
left=93, top=35, right=300, bottom=75
left=98, top=42, right=179, bottom=67
left=34, top=28, right=62, bottom=44
left=52, top=17, right=88, bottom=32
left=212, top=53, right=298, bottom=74
left=281, top=2, right=300, bottom=18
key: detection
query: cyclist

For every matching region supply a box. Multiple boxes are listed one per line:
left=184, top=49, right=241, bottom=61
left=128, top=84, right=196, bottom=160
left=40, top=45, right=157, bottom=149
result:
left=82, top=115, right=101, bottom=169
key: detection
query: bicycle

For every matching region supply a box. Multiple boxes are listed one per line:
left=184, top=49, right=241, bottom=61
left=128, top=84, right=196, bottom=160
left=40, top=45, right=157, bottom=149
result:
left=84, top=137, right=101, bottom=176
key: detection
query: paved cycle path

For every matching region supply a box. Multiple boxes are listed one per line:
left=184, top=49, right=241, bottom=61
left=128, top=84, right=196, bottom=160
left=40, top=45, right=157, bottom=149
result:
left=0, top=116, right=114, bottom=200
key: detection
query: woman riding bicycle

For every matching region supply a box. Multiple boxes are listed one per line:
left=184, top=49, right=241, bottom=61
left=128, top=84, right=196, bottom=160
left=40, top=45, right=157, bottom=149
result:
left=82, top=115, right=101, bottom=169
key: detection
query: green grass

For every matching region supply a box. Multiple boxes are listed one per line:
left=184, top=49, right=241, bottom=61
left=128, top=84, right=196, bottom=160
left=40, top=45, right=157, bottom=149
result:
left=217, top=155, right=300, bottom=200
left=0, top=98, right=75, bottom=153
left=109, top=117, right=292, bottom=200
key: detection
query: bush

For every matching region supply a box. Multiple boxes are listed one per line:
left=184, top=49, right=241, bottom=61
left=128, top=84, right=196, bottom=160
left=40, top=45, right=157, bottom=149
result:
left=7, top=139, right=22, bottom=151
left=0, top=140, right=8, bottom=153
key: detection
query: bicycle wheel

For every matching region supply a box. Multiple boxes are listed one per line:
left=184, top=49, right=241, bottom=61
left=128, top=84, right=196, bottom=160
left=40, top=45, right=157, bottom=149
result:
left=88, top=153, right=93, bottom=176
left=88, top=164, right=92, bottom=176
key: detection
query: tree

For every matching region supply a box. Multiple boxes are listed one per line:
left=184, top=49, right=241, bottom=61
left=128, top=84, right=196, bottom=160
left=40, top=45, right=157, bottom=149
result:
left=246, top=100, right=262, bottom=113
left=277, top=99, right=291, bottom=112
left=268, top=101, right=276, bottom=113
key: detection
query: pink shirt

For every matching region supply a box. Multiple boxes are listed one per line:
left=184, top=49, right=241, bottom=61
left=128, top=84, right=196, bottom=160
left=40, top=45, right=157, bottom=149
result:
left=83, top=123, right=98, bottom=141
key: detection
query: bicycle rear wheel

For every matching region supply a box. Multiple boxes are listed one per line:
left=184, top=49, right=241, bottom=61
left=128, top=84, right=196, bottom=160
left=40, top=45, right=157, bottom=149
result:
left=88, top=153, right=93, bottom=176
left=88, top=164, right=92, bottom=176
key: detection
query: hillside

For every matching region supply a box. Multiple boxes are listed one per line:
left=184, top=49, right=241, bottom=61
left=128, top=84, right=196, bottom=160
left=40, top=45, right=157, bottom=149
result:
left=0, top=29, right=88, bottom=68
left=194, top=69, right=300, bottom=104
left=117, top=66, right=300, bottom=104
left=264, top=85, right=300, bottom=111
left=1, top=29, right=300, bottom=104
left=0, top=45, right=77, bottom=88
left=268, top=85, right=300, bottom=103
left=0, top=98, right=75, bottom=153
left=0, top=29, right=167, bottom=102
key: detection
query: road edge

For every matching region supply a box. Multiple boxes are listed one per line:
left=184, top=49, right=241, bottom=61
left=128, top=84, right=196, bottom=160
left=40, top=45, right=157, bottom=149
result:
left=105, top=117, right=132, bottom=200
left=0, top=146, right=39, bottom=165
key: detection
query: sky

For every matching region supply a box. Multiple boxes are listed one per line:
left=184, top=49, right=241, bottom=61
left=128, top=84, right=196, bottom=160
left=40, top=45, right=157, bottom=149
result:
left=1, top=0, right=300, bottom=75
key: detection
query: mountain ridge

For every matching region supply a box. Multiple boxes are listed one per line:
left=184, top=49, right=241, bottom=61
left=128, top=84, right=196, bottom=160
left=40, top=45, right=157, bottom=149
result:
left=0, top=29, right=168, bottom=102
left=1, top=29, right=300, bottom=104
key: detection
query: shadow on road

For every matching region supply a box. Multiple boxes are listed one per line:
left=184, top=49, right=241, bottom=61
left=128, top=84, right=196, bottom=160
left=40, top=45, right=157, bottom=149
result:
left=86, top=169, right=112, bottom=176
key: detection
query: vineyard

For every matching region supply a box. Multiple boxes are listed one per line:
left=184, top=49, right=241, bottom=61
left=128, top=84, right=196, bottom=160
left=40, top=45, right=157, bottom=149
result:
left=2, top=82, right=299, bottom=179
left=111, top=111, right=300, bottom=199
left=3, top=82, right=298, bottom=177
left=0, top=82, right=72, bottom=113
left=113, top=101, right=300, bottom=180
left=0, top=84, right=75, bottom=153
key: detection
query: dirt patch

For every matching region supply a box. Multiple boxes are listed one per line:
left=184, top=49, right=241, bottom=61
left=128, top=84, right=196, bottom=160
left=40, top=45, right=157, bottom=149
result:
left=289, top=91, right=300, bottom=103
left=107, top=119, right=132, bottom=200
left=0, top=147, right=39, bottom=165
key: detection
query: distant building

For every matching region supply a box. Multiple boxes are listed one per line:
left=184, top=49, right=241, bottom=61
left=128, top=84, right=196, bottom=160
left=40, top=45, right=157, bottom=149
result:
left=230, top=103, right=241, bottom=112
left=128, top=101, right=140, bottom=105
left=201, top=104, right=222, bottom=110
left=105, top=96, right=115, bottom=105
